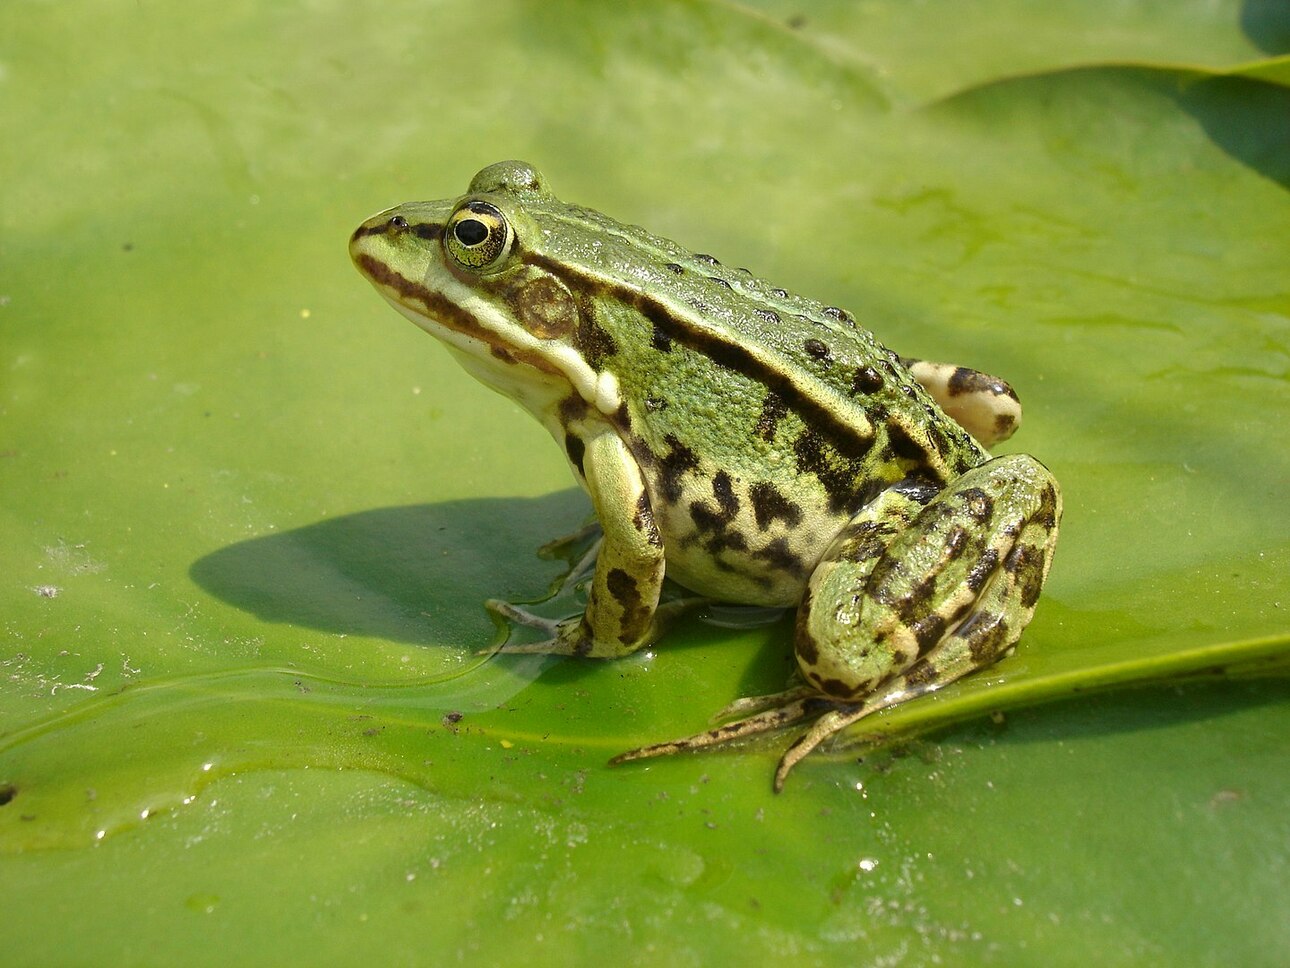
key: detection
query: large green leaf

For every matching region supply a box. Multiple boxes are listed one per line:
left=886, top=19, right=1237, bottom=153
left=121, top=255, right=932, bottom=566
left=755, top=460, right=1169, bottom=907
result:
left=2, top=0, right=1288, bottom=963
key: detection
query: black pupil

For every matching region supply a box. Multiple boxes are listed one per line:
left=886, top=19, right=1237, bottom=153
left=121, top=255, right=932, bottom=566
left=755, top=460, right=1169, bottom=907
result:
left=455, top=219, right=488, bottom=246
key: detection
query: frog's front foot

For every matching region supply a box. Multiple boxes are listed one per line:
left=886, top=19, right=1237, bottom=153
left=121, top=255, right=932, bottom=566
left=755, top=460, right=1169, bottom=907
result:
left=485, top=597, right=709, bottom=657
left=484, top=599, right=588, bottom=655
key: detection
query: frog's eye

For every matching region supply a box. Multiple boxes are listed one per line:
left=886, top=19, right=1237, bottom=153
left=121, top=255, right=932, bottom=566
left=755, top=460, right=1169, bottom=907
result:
left=444, top=201, right=513, bottom=271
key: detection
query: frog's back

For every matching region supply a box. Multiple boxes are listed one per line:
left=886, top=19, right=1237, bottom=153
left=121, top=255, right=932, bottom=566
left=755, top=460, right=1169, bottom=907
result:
left=524, top=198, right=987, bottom=603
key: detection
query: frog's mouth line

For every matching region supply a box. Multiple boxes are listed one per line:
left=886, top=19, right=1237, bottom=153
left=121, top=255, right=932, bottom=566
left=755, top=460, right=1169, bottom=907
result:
left=354, top=252, right=560, bottom=377
left=354, top=252, right=629, bottom=422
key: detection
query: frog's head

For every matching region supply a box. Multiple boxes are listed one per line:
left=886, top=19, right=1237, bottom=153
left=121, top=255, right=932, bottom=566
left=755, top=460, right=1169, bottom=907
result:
left=349, top=160, right=608, bottom=416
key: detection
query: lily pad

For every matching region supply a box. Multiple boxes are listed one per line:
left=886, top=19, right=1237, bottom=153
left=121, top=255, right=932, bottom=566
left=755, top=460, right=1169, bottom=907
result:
left=1, top=0, right=1288, bottom=963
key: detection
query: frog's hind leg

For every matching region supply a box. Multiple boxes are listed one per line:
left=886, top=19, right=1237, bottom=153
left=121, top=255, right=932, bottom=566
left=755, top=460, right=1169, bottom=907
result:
left=781, top=453, right=1061, bottom=787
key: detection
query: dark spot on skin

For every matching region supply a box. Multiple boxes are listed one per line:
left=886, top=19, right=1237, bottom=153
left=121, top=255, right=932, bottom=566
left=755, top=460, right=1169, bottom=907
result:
left=793, top=591, right=819, bottom=664
left=664, top=262, right=684, bottom=275
left=490, top=345, right=517, bottom=365
left=0, top=784, right=16, bottom=806
left=1036, top=483, right=1060, bottom=529
left=689, top=500, right=725, bottom=534
left=965, top=548, right=999, bottom=593
left=564, top=434, right=586, bottom=476
left=633, top=492, right=663, bottom=547
left=956, top=611, right=1010, bottom=663
left=749, top=481, right=803, bottom=530
left=911, top=613, right=947, bottom=656
left=704, top=530, right=749, bottom=555
left=792, top=427, right=862, bottom=511
left=695, top=253, right=720, bottom=265
left=949, top=367, right=1019, bottom=401
left=559, top=395, right=587, bottom=423
left=927, top=424, right=952, bottom=457
left=995, top=413, right=1017, bottom=435
left=887, top=422, right=929, bottom=461
left=1006, top=543, right=1047, bottom=608
left=945, top=526, right=969, bottom=559
left=655, top=434, right=700, bottom=503
left=712, top=471, right=739, bottom=519
left=902, top=384, right=919, bottom=399
left=753, top=537, right=806, bottom=577
left=576, top=308, right=617, bottom=368
left=1004, top=542, right=1035, bottom=574
left=708, top=276, right=732, bottom=289
left=606, top=567, right=649, bottom=643
left=754, top=391, right=787, bottom=442
left=754, top=308, right=780, bottom=323
left=813, top=676, right=857, bottom=699
left=823, top=306, right=850, bottom=323
left=838, top=521, right=890, bottom=562
left=894, top=574, right=939, bottom=622
left=651, top=323, right=673, bottom=352
left=891, top=475, right=940, bottom=505
left=770, top=288, right=789, bottom=299
left=851, top=366, right=884, bottom=395
left=902, top=661, right=939, bottom=688
left=614, top=401, right=631, bottom=427
left=959, top=488, right=995, bottom=523
left=804, top=338, right=831, bottom=360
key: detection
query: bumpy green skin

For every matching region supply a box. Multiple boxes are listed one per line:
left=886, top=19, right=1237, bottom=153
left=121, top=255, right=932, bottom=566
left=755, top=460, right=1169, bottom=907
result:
left=350, top=161, right=1061, bottom=785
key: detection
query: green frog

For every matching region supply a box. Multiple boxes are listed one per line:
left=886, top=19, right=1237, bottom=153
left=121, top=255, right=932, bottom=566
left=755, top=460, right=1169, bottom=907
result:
left=350, top=161, right=1061, bottom=790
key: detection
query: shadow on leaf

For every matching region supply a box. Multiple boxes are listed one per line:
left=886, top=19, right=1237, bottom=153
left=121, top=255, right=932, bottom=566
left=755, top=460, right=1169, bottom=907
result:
left=190, top=491, right=589, bottom=646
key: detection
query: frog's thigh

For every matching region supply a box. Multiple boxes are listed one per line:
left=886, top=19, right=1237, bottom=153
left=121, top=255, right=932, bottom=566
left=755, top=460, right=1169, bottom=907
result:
left=575, top=430, right=667, bottom=657
left=796, top=454, right=1060, bottom=699
left=903, top=358, right=1023, bottom=447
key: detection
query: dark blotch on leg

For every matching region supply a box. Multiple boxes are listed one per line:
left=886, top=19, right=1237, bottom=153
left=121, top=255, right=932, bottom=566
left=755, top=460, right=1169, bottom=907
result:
left=958, top=487, right=995, bottom=523
left=965, top=548, right=999, bottom=593
left=749, top=481, right=803, bottom=530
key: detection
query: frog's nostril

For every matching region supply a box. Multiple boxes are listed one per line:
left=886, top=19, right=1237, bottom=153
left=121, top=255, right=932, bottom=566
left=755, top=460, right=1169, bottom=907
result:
left=390, top=215, right=409, bottom=230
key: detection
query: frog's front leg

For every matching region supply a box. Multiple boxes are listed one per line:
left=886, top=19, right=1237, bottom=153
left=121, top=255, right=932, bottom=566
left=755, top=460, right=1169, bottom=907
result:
left=490, top=429, right=677, bottom=657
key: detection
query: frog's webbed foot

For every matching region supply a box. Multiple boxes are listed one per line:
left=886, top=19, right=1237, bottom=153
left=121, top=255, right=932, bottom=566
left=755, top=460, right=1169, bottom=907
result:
left=710, top=685, right=818, bottom=722
left=610, top=693, right=836, bottom=770
left=610, top=686, right=877, bottom=791
left=613, top=684, right=915, bottom=791
left=771, top=701, right=887, bottom=791
left=483, top=599, right=570, bottom=652
left=484, top=597, right=708, bottom=657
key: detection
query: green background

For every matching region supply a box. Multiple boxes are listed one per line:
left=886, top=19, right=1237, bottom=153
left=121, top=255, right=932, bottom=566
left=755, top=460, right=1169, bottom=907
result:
left=2, top=1, right=1288, bottom=964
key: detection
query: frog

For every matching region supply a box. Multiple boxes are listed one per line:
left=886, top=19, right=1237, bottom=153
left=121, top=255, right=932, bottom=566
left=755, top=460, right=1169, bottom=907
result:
left=350, top=161, right=1061, bottom=790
